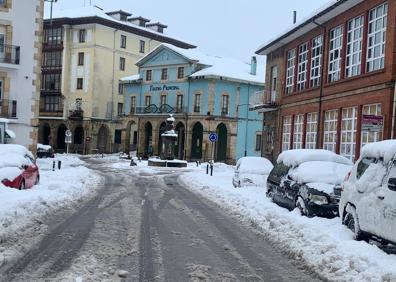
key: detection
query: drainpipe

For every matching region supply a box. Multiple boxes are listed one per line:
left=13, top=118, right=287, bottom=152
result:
left=392, top=81, right=396, bottom=139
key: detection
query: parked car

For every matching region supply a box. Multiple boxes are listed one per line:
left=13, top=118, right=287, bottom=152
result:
left=37, top=143, right=54, bottom=158
left=339, top=140, right=396, bottom=244
left=232, top=157, right=273, bottom=188
left=0, top=144, right=40, bottom=190
left=267, top=149, right=352, bottom=218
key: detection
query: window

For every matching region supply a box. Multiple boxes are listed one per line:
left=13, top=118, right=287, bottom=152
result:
left=305, top=112, right=318, bottom=149
left=160, top=94, right=167, bottom=105
left=145, top=95, right=151, bottom=106
left=161, top=68, right=168, bottom=80
left=118, top=83, right=124, bottom=94
left=297, top=43, right=308, bottom=91
left=130, top=96, right=136, bottom=113
left=285, top=49, right=296, bottom=94
left=255, top=134, right=262, bottom=151
left=146, top=70, right=152, bottom=81
left=271, top=66, right=278, bottom=93
left=43, top=51, right=62, bottom=67
left=310, top=36, right=323, bottom=87
left=293, top=114, right=304, bottom=149
left=78, top=52, right=84, bottom=66
left=177, top=67, right=184, bottom=79
left=357, top=158, right=376, bottom=179
left=77, top=78, right=83, bottom=90
left=42, top=74, right=61, bottom=91
left=282, top=116, right=292, bottom=151
left=176, top=94, right=183, bottom=111
left=119, top=57, right=125, bottom=71
left=117, top=103, right=123, bottom=116
left=361, top=104, right=382, bottom=148
left=328, top=26, right=343, bottom=82
left=44, top=96, right=60, bottom=112
left=140, top=40, right=145, bottom=53
left=79, top=29, right=86, bottom=43
left=0, top=79, right=2, bottom=100
left=221, top=95, right=229, bottom=115
left=114, top=129, right=122, bottom=144
left=340, top=107, right=357, bottom=161
left=323, top=109, right=338, bottom=152
left=367, top=3, right=388, bottom=72
left=194, top=94, right=201, bottom=112
left=346, top=16, right=364, bottom=77
left=44, top=27, right=63, bottom=45
left=120, top=35, right=127, bottom=48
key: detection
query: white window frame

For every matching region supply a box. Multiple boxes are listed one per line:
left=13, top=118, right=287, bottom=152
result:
left=310, top=36, right=323, bottom=87
left=328, top=26, right=343, bottom=83
left=340, top=107, right=357, bottom=161
left=145, top=95, right=151, bottom=106
left=305, top=112, right=317, bottom=149
left=160, top=94, right=167, bottom=105
left=285, top=49, right=296, bottom=94
left=323, top=109, right=338, bottom=152
left=367, top=3, right=388, bottom=72
left=346, top=15, right=364, bottom=77
left=282, top=116, right=292, bottom=151
left=297, top=43, right=308, bottom=91
left=221, top=95, right=229, bottom=114
left=361, top=103, right=382, bottom=148
left=293, top=114, right=304, bottom=149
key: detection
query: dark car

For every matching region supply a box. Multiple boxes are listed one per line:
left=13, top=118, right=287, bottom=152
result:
left=266, top=149, right=352, bottom=218
left=37, top=144, right=54, bottom=158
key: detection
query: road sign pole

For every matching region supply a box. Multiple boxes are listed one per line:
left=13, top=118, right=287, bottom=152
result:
left=211, top=142, right=215, bottom=163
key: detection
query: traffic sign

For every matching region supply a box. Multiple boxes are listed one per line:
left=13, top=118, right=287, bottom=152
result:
left=65, top=130, right=72, bottom=137
left=65, top=129, right=72, bottom=144
left=209, top=132, right=218, bottom=143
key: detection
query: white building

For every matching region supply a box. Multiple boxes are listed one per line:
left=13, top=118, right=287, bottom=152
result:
left=0, top=0, right=44, bottom=151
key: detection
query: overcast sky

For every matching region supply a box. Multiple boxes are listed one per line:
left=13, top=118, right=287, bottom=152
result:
left=45, top=0, right=329, bottom=65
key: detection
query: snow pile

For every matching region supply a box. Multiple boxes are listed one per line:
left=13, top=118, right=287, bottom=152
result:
left=361, top=140, right=396, bottom=164
left=180, top=164, right=396, bottom=281
left=0, top=155, right=101, bottom=239
left=236, top=156, right=273, bottom=175
left=278, top=149, right=352, bottom=167
left=0, top=144, right=34, bottom=181
left=37, top=143, right=52, bottom=151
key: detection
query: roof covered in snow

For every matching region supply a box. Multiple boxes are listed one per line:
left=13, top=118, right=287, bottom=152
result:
left=361, top=140, right=396, bottom=164
left=136, top=43, right=265, bottom=85
left=256, top=0, right=363, bottom=55
left=277, top=149, right=352, bottom=167
left=44, top=6, right=195, bottom=49
left=119, top=74, right=141, bottom=83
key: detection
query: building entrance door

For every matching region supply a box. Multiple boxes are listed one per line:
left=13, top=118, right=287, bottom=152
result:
left=215, top=123, right=227, bottom=162
left=191, top=122, right=203, bottom=159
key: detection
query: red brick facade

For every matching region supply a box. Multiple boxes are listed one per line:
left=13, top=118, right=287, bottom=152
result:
left=261, top=0, right=396, bottom=162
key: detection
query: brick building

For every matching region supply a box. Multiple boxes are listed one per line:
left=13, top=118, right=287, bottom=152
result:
left=256, top=0, right=396, bottom=162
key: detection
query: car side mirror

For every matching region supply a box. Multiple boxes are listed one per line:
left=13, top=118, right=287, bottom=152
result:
left=388, top=178, right=396, bottom=192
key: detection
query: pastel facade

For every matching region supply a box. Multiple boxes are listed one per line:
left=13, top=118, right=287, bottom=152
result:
left=0, top=0, right=44, bottom=151
left=38, top=7, right=194, bottom=153
left=121, top=44, right=264, bottom=163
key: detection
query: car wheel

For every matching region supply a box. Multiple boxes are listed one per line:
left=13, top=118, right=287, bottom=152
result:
left=19, top=179, right=25, bottom=190
left=296, top=197, right=310, bottom=217
left=343, top=207, right=364, bottom=241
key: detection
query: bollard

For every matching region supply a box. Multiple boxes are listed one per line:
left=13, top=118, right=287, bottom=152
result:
left=102, top=153, right=104, bottom=158
left=138, top=157, right=142, bottom=162
left=206, top=164, right=209, bottom=174
left=196, top=161, right=199, bottom=167
left=210, top=164, right=213, bottom=176
left=58, top=160, right=61, bottom=170
left=52, top=160, right=55, bottom=171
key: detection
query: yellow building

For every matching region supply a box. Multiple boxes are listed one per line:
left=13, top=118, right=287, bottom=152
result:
left=38, top=6, right=194, bottom=153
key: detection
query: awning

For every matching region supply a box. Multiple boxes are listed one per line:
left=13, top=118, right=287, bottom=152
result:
left=5, top=129, right=16, bottom=139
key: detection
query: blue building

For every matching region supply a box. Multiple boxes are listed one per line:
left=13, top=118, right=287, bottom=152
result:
left=120, top=44, right=264, bottom=164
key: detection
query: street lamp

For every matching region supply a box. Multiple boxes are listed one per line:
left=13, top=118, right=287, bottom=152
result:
left=237, top=103, right=251, bottom=157
left=44, top=0, right=58, bottom=26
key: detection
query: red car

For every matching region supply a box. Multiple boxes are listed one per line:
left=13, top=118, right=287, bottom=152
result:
left=0, top=145, right=40, bottom=190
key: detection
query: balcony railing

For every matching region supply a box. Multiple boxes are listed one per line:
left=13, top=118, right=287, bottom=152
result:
left=0, top=99, right=17, bottom=118
left=194, top=106, right=200, bottom=113
left=249, top=90, right=278, bottom=111
left=0, top=45, right=20, bottom=65
left=69, top=109, right=84, bottom=120
left=133, top=104, right=188, bottom=115
left=221, top=108, right=228, bottom=116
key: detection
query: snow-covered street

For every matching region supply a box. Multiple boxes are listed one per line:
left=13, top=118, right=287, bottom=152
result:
left=180, top=163, right=396, bottom=281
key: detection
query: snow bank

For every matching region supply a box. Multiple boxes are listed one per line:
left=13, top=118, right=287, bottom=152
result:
left=278, top=149, right=352, bottom=167
left=237, top=156, right=273, bottom=175
left=361, top=140, right=396, bottom=164
left=37, top=143, right=52, bottom=151
left=180, top=164, right=396, bottom=281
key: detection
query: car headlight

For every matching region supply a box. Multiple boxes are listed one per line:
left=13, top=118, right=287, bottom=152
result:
left=309, top=194, right=328, bottom=205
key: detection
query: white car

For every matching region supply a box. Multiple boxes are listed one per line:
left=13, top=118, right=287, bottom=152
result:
left=339, top=140, right=396, bottom=244
left=232, top=157, right=273, bottom=188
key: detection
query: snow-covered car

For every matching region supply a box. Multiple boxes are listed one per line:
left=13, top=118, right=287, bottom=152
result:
left=339, top=140, right=396, bottom=244
left=267, top=149, right=352, bottom=218
left=37, top=143, right=54, bottom=158
left=0, top=144, right=40, bottom=190
left=232, top=157, right=273, bottom=188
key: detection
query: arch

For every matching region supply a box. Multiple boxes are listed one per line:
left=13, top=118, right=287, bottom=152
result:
left=74, top=126, right=84, bottom=144
left=175, top=122, right=185, bottom=159
left=57, top=124, right=67, bottom=151
left=125, top=120, right=138, bottom=155
left=190, top=122, right=203, bottom=160
left=215, top=123, right=228, bottom=162
left=40, top=123, right=51, bottom=145
left=144, top=122, right=153, bottom=157
left=97, top=125, right=109, bottom=153
left=158, top=122, right=167, bottom=156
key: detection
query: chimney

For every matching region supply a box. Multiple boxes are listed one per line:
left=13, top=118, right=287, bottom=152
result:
left=293, top=11, right=297, bottom=24
left=250, top=56, right=257, bottom=75
left=146, top=22, right=168, bottom=33
left=106, top=10, right=132, bottom=22
left=128, top=16, right=150, bottom=27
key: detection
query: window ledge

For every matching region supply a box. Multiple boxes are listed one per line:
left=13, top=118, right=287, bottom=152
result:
left=324, top=68, right=386, bottom=87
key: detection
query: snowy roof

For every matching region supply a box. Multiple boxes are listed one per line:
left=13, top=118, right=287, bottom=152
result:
left=277, top=149, right=352, bottom=167
left=361, top=140, right=396, bottom=164
left=120, top=74, right=141, bottom=83
left=256, top=0, right=363, bottom=55
left=137, top=43, right=265, bottom=85
left=44, top=6, right=195, bottom=49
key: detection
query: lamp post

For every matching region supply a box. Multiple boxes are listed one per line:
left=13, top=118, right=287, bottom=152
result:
left=237, top=103, right=251, bottom=157
left=44, top=0, right=58, bottom=26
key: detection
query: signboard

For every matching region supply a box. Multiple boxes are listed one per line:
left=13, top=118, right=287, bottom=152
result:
left=362, top=115, right=383, bottom=132
left=149, top=85, right=180, bottom=92
left=65, top=130, right=72, bottom=144
left=209, top=132, right=218, bottom=143
left=86, top=136, right=92, bottom=143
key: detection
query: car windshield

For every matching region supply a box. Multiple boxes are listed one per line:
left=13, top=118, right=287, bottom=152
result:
left=289, top=161, right=352, bottom=185
left=269, top=162, right=290, bottom=183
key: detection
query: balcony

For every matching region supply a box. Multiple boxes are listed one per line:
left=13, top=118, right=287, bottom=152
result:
left=69, top=109, right=84, bottom=120
left=249, top=90, right=278, bottom=112
left=0, top=99, right=17, bottom=118
left=133, top=104, right=188, bottom=115
left=39, top=96, right=64, bottom=117
left=0, top=45, right=20, bottom=65
left=221, top=108, right=228, bottom=116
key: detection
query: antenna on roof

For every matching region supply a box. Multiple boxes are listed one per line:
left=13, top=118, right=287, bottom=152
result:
left=293, top=11, right=297, bottom=24
left=93, top=5, right=103, bottom=10
left=44, top=0, right=58, bottom=26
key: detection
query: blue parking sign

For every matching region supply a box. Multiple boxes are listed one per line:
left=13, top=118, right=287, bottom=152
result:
left=209, top=132, right=218, bottom=143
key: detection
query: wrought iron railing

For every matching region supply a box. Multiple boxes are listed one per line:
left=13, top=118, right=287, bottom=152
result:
left=134, top=104, right=188, bottom=115
left=0, top=44, right=20, bottom=65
